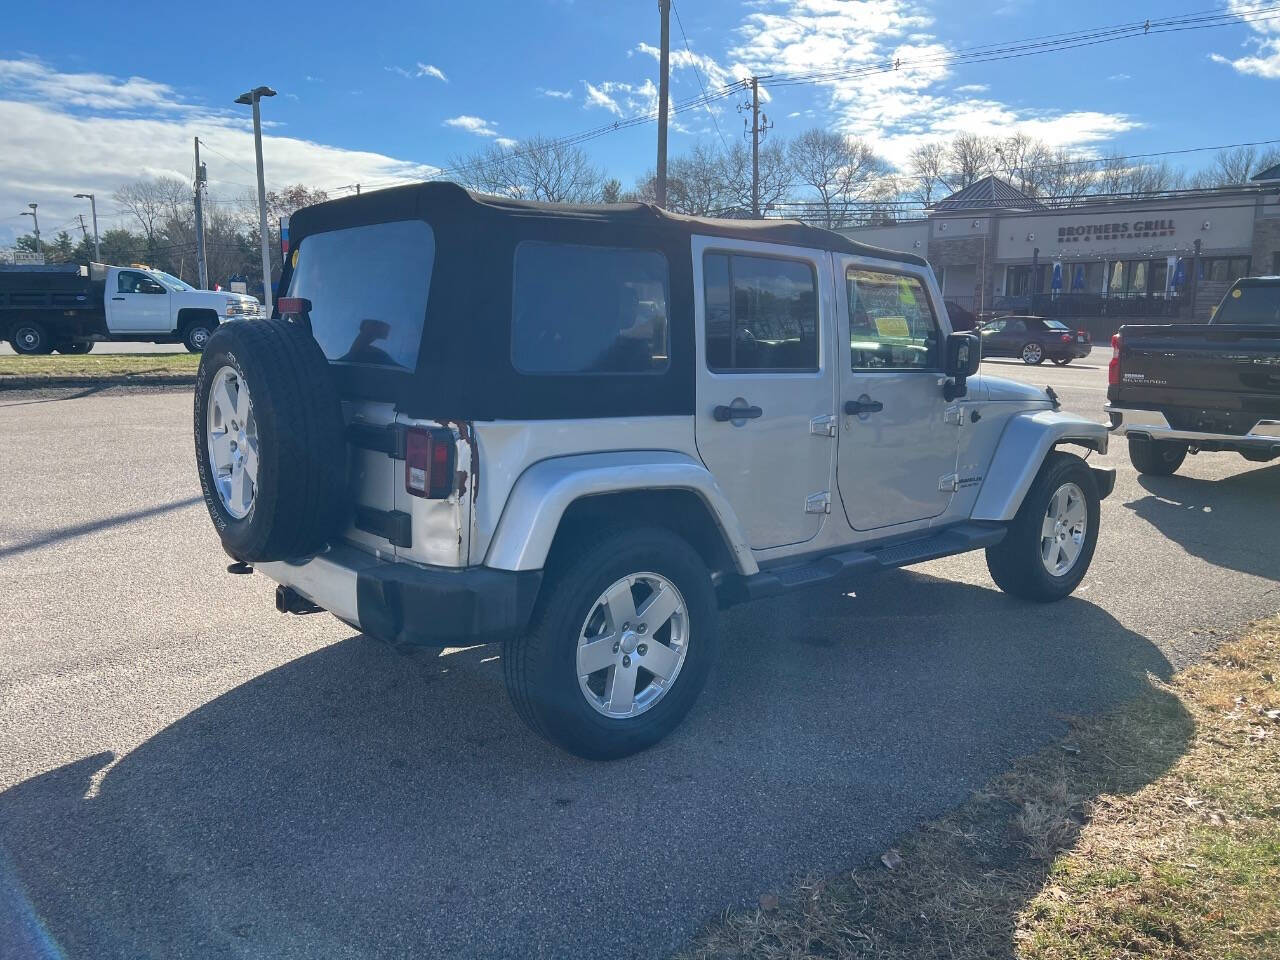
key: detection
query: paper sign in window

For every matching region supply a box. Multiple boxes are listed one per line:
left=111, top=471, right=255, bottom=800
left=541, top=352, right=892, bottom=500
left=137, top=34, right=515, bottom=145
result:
left=874, top=315, right=911, bottom=338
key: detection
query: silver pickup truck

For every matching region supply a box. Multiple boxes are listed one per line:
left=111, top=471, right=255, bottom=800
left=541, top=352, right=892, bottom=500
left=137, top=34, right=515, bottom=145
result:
left=192, top=182, right=1113, bottom=759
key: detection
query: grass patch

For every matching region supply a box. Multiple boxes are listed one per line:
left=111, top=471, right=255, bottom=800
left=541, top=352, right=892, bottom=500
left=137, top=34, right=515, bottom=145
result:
left=682, top=618, right=1280, bottom=960
left=0, top=352, right=198, bottom=380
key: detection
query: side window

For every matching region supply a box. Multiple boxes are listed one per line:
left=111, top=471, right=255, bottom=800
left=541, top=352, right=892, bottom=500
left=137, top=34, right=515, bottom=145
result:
left=118, top=270, right=146, bottom=294
left=1007, top=319, right=1027, bottom=334
left=982, top=319, right=1005, bottom=335
left=847, top=268, right=940, bottom=370
left=512, top=242, right=670, bottom=375
left=704, top=252, right=818, bottom=372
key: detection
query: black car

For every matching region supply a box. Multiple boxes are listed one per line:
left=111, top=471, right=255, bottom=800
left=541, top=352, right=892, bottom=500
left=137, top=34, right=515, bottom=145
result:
left=978, top=315, right=1091, bottom=365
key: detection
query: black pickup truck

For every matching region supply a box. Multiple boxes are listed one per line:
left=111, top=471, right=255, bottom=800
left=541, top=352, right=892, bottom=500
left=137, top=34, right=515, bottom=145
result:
left=1106, top=276, right=1280, bottom=475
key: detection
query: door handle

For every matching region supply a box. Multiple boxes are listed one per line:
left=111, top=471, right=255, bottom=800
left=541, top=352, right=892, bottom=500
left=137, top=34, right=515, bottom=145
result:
left=111, top=296, right=125, bottom=301
left=844, top=398, right=884, bottom=415
left=713, top=404, right=763, bottom=422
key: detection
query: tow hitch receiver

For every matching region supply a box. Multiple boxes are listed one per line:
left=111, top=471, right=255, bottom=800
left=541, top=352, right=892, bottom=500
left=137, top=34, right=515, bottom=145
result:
left=276, top=584, right=323, bottom=615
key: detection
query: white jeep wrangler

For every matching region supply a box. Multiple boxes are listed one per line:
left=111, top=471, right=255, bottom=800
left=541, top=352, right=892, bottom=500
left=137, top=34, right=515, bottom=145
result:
left=193, top=183, right=1114, bottom=759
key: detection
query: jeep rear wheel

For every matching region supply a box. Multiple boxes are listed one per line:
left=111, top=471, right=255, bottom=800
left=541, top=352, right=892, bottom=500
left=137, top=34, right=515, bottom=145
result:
left=193, top=317, right=347, bottom=562
left=503, top=527, right=718, bottom=760
left=1128, top=436, right=1187, bottom=476
left=985, top=451, right=1100, bottom=602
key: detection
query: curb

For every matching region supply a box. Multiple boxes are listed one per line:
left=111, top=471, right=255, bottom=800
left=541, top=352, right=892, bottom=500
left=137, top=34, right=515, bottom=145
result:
left=0, top=375, right=197, bottom=390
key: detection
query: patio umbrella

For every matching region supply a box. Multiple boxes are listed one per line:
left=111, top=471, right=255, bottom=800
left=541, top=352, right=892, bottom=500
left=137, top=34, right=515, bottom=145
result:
left=1051, top=261, right=1063, bottom=292
left=1072, top=264, right=1085, bottom=291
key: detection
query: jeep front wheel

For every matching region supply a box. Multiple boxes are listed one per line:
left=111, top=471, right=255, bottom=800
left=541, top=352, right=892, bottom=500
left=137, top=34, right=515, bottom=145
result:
left=503, top=527, right=718, bottom=760
left=985, top=451, right=1100, bottom=602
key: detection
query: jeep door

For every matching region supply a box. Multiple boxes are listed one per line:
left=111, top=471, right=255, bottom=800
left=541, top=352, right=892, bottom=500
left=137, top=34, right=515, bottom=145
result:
left=692, top=237, right=836, bottom=551
left=835, top=262, right=958, bottom=531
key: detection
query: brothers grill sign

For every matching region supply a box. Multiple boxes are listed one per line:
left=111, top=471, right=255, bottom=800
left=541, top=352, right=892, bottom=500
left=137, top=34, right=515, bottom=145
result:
left=1057, top=219, right=1176, bottom=244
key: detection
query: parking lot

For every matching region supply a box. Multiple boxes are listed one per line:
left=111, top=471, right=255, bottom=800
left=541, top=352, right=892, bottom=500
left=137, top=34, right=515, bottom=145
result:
left=2, top=354, right=1277, bottom=959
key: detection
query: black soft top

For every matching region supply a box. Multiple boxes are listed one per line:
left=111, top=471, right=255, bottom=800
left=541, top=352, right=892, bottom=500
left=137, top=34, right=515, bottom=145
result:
left=280, top=181, right=926, bottom=420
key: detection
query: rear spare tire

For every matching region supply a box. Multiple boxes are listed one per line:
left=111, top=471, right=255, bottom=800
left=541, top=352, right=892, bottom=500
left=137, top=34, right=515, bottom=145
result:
left=193, top=317, right=347, bottom=562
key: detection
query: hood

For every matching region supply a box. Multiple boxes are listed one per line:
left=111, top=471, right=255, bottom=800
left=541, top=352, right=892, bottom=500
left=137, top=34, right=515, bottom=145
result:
left=971, top=374, right=1054, bottom=404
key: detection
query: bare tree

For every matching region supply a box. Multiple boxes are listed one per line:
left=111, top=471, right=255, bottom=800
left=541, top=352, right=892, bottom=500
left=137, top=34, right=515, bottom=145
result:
left=907, top=141, right=949, bottom=205
left=630, top=143, right=731, bottom=216
left=114, top=176, right=189, bottom=261
left=1091, top=154, right=1185, bottom=196
left=1186, top=145, right=1280, bottom=187
left=717, top=140, right=793, bottom=216
left=946, top=133, right=998, bottom=190
left=449, top=135, right=605, bottom=204
left=787, top=128, right=888, bottom=228
left=1034, top=149, right=1096, bottom=203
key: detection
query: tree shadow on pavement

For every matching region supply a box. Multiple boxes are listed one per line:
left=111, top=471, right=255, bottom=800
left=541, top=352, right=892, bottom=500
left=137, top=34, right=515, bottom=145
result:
left=1125, top=462, right=1280, bottom=581
left=0, top=572, right=1181, bottom=960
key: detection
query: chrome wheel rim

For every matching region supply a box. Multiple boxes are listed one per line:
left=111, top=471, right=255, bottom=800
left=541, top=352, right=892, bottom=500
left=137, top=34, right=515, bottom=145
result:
left=576, top=571, right=690, bottom=719
left=1022, top=342, right=1043, bottom=363
left=1041, top=481, right=1087, bottom=576
left=206, top=366, right=258, bottom=519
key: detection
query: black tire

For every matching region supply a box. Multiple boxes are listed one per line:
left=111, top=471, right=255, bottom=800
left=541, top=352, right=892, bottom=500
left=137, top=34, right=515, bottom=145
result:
left=183, top=317, right=218, bottom=353
left=1050, top=357, right=1071, bottom=366
left=1128, top=436, right=1187, bottom=476
left=1020, top=341, right=1045, bottom=365
left=9, top=321, right=52, bottom=355
left=986, top=451, right=1100, bottom=603
left=504, top=526, right=719, bottom=760
left=193, top=317, right=347, bottom=562
left=54, top=340, right=94, bottom=355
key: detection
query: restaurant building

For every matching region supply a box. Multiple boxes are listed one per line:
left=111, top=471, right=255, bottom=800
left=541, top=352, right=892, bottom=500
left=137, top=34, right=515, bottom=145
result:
left=841, top=168, right=1280, bottom=335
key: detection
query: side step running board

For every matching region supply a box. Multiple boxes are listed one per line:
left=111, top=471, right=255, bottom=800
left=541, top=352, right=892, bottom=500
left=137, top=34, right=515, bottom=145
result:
left=719, top=523, right=1006, bottom=605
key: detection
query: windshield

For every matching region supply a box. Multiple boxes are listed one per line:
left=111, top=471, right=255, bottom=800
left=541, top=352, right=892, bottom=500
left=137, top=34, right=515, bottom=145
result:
left=1213, top=283, right=1280, bottom=325
left=286, top=219, right=434, bottom=371
left=152, top=270, right=193, bottom=292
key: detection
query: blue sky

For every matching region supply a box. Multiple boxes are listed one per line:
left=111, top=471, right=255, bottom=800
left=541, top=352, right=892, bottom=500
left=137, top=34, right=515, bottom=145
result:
left=3, top=0, right=1280, bottom=244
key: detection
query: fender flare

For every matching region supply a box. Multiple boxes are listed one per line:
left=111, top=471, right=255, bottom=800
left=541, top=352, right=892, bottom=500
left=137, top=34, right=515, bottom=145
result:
left=971, top=410, right=1110, bottom=522
left=483, top=450, right=757, bottom=575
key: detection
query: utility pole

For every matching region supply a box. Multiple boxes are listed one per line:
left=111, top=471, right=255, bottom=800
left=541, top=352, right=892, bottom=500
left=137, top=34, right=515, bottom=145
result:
left=655, top=0, right=671, bottom=208
left=193, top=137, right=209, bottom=289
left=741, top=77, right=772, bottom=218
left=355, top=183, right=361, bottom=195
left=235, top=85, right=277, bottom=312
left=76, top=214, right=88, bottom=241
left=20, top=203, right=41, bottom=255
left=74, top=193, right=100, bottom=261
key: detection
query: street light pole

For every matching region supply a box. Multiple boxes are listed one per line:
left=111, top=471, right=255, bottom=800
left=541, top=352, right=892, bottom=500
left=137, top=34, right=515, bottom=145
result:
left=655, top=0, right=671, bottom=208
left=21, top=203, right=41, bottom=255
left=236, top=85, right=277, bottom=312
left=73, top=193, right=100, bottom=261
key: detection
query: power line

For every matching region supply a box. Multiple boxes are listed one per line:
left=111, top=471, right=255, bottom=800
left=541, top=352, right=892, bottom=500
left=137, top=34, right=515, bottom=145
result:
left=671, top=0, right=730, bottom=154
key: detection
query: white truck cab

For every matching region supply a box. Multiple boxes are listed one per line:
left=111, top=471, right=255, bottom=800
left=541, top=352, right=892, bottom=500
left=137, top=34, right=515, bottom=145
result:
left=101, top=264, right=262, bottom=350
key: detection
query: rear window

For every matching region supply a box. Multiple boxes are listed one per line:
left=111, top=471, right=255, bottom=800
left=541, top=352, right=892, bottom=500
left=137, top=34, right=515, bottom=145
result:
left=1041, top=319, right=1069, bottom=330
left=512, top=242, right=670, bottom=374
left=286, top=219, right=434, bottom=371
left=1214, top=284, right=1280, bottom=325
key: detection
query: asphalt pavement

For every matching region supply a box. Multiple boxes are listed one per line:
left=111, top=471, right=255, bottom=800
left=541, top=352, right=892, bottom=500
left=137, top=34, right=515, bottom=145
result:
left=2, top=356, right=1277, bottom=959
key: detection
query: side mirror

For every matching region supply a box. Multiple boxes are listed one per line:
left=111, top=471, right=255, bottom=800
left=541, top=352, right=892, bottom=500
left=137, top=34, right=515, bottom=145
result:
left=943, top=332, right=981, bottom=401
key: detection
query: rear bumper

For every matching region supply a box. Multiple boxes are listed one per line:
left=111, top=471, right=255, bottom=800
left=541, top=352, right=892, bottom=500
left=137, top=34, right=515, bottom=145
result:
left=1106, top=405, right=1280, bottom=452
left=257, top=545, right=542, bottom=647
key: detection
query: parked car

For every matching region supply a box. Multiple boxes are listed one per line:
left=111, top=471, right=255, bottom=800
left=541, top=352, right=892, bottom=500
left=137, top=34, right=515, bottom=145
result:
left=943, top=299, right=977, bottom=331
left=979, top=315, right=1092, bottom=365
left=1106, top=276, right=1280, bottom=476
left=192, top=182, right=1114, bottom=759
left=0, top=262, right=262, bottom=354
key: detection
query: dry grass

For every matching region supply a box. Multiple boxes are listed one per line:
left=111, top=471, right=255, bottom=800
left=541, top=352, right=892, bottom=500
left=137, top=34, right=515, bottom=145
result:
left=681, top=619, right=1280, bottom=960
left=0, top=352, right=198, bottom=380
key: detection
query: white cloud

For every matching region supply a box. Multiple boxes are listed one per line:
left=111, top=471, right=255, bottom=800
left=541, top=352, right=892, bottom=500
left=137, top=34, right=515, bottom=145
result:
left=385, top=65, right=413, bottom=79
left=0, top=57, right=187, bottom=112
left=725, top=1, right=1134, bottom=163
left=538, top=87, right=574, bottom=99
left=1107, top=73, right=1131, bottom=81
left=583, top=79, right=658, bottom=117
left=0, top=59, right=437, bottom=246
left=416, top=63, right=448, bottom=82
left=1211, top=0, right=1280, bottom=78
left=495, top=137, right=519, bottom=149
left=444, top=114, right=501, bottom=137
left=632, top=41, right=737, bottom=90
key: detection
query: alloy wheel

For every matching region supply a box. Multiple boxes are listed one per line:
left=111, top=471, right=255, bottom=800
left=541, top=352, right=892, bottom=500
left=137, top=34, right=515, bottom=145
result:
left=206, top=366, right=259, bottom=519
left=1040, top=481, right=1087, bottom=576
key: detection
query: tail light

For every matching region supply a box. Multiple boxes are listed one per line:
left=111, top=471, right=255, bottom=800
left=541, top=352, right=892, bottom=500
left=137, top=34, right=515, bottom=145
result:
left=405, top=427, right=455, bottom=499
left=276, top=297, right=311, bottom=316
left=1060, top=333, right=1072, bottom=343
left=1108, top=333, right=1122, bottom=386
left=1078, top=329, right=1089, bottom=340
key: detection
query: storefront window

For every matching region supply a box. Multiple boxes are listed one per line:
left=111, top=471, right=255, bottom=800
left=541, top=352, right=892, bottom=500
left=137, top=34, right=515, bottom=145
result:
left=1201, top=257, right=1251, bottom=283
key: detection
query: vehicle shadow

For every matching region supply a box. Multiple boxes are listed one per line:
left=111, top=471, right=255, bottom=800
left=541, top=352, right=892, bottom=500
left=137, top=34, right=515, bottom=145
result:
left=1126, top=462, right=1280, bottom=581
left=0, top=572, right=1182, bottom=960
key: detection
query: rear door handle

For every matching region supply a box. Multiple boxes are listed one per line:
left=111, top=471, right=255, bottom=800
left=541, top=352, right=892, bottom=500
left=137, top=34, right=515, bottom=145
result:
left=111, top=296, right=125, bottom=301
left=713, top=404, right=763, bottom=422
left=844, top=398, right=884, bottom=415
